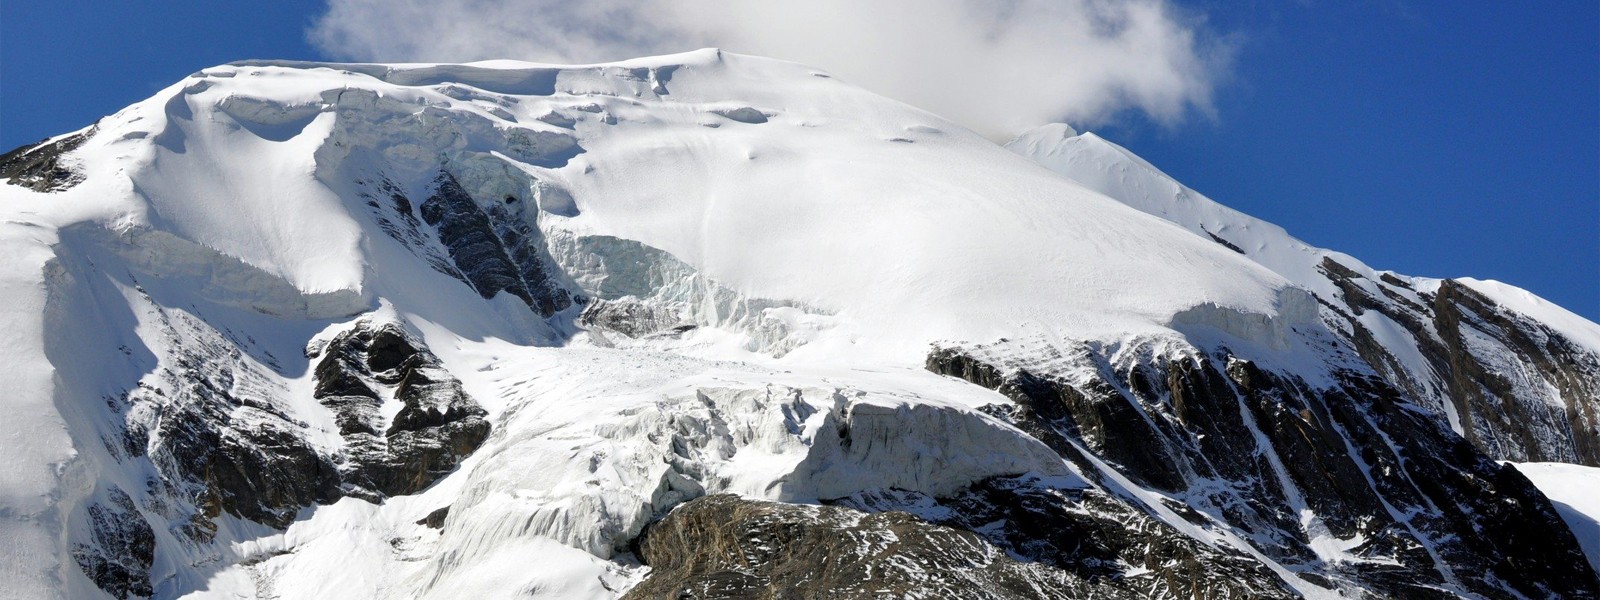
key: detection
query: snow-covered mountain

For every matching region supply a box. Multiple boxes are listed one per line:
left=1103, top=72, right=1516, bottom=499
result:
left=1, top=50, right=1595, bottom=599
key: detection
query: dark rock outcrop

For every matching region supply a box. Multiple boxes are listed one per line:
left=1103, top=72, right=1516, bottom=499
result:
left=420, top=172, right=573, bottom=316
left=310, top=320, right=490, bottom=500
left=359, top=176, right=468, bottom=285
left=1203, top=228, right=1246, bottom=254
left=418, top=505, right=451, bottom=529
left=82, top=311, right=488, bottom=598
left=153, top=398, right=342, bottom=529
left=928, top=342, right=1600, bottom=598
left=128, top=312, right=341, bottom=533
left=0, top=127, right=92, bottom=192
left=1317, top=258, right=1600, bottom=467
left=71, top=487, right=155, bottom=600
left=628, top=493, right=1291, bottom=600
left=841, top=477, right=1297, bottom=599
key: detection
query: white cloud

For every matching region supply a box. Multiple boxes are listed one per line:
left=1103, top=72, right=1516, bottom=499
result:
left=309, top=0, right=1230, bottom=137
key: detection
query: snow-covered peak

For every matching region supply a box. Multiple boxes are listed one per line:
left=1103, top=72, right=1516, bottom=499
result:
left=13, top=53, right=1306, bottom=366
left=1003, top=121, right=1079, bottom=154
left=9, top=54, right=1600, bottom=600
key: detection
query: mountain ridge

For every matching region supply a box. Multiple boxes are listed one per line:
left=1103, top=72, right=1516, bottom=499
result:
left=1008, top=123, right=1600, bottom=468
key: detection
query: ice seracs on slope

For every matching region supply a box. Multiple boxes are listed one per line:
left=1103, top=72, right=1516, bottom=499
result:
left=1, top=49, right=1596, bottom=599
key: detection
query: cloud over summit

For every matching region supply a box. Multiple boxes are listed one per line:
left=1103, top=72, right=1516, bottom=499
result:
left=310, top=0, right=1229, bottom=137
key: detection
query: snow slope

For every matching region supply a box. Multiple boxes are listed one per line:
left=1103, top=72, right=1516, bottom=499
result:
left=1006, top=123, right=1600, bottom=355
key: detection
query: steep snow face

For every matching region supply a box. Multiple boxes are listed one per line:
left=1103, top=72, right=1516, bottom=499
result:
left=1006, top=123, right=1374, bottom=303
left=1008, top=123, right=1600, bottom=468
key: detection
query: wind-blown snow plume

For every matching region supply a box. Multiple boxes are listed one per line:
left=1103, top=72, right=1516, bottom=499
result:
left=309, top=0, right=1228, bottom=136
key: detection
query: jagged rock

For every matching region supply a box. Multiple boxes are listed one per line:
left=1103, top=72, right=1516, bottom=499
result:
left=928, top=343, right=1600, bottom=598
left=360, top=176, right=468, bottom=284
left=0, top=127, right=91, bottom=192
left=311, top=320, right=490, bottom=499
left=153, top=397, right=342, bottom=530
left=124, top=312, right=342, bottom=532
left=839, top=478, right=1297, bottom=599
left=71, top=487, right=155, bottom=600
left=487, top=199, right=573, bottom=315
left=420, top=172, right=572, bottom=316
left=420, top=173, right=526, bottom=299
left=1428, top=280, right=1600, bottom=463
left=630, top=493, right=1267, bottom=600
left=1009, top=128, right=1600, bottom=476
left=1316, top=258, right=1600, bottom=467
left=1203, top=228, right=1246, bottom=253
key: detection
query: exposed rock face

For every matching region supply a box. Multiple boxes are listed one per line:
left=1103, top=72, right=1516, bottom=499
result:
left=56, top=264, right=486, bottom=598
left=1318, top=259, right=1600, bottom=466
left=841, top=478, right=1297, bottom=599
left=309, top=320, right=490, bottom=500
left=361, top=175, right=468, bottom=285
left=631, top=486, right=1296, bottom=600
left=67, top=313, right=488, bottom=599
left=928, top=343, right=1600, bottom=598
left=116, top=304, right=342, bottom=533
left=628, top=493, right=1286, bottom=600
left=71, top=487, right=155, bottom=600
left=420, top=172, right=573, bottom=316
left=0, top=127, right=91, bottom=192
left=148, top=375, right=342, bottom=531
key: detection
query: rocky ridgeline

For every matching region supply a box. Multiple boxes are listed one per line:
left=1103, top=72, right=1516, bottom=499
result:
left=622, top=334, right=1599, bottom=599
left=73, top=488, right=156, bottom=600
left=1006, top=127, right=1600, bottom=473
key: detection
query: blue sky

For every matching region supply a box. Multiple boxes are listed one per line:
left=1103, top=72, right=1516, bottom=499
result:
left=3, top=1, right=1596, bottom=319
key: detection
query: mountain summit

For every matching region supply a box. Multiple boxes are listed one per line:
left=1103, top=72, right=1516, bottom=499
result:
left=2, top=50, right=1596, bottom=599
